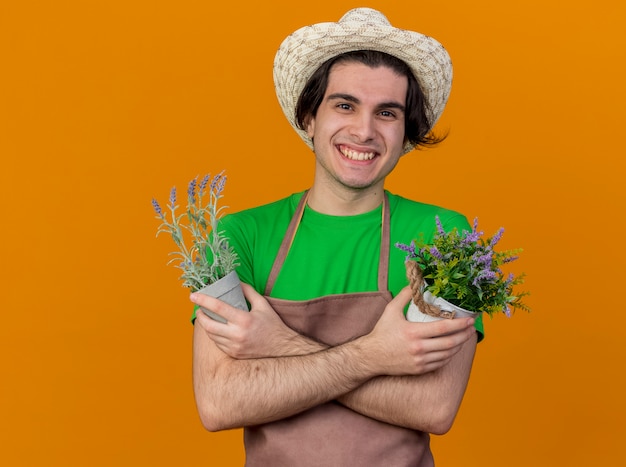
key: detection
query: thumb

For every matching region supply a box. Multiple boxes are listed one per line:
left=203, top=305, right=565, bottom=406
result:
left=386, top=286, right=412, bottom=317
left=390, top=286, right=413, bottom=312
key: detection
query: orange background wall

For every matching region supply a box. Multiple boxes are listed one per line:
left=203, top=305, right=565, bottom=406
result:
left=1, top=1, right=624, bottom=465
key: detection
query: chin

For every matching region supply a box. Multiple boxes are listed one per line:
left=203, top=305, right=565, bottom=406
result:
left=337, top=178, right=378, bottom=191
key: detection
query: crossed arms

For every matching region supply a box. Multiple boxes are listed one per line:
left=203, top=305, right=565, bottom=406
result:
left=192, top=283, right=477, bottom=435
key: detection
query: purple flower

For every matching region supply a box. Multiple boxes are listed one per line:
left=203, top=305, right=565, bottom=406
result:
left=461, top=231, right=480, bottom=246
left=435, top=216, right=446, bottom=236
left=395, top=241, right=416, bottom=258
left=198, top=174, right=210, bottom=195
left=503, top=255, right=519, bottom=264
left=461, top=218, right=483, bottom=246
left=152, top=198, right=163, bottom=217
left=213, top=174, right=226, bottom=196
left=490, top=227, right=505, bottom=247
left=429, top=246, right=443, bottom=260
left=473, top=269, right=497, bottom=286
left=169, top=187, right=177, bottom=207
left=188, top=178, right=197, bottom=202
left=505, top=272, right=514, bottom=285
left=474, top=252, right=493, bottom=268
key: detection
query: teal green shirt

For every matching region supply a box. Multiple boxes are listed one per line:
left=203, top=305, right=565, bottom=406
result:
left=219, top=191, right=484, bottom=340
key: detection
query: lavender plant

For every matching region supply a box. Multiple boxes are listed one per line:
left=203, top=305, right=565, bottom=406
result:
left=396, top=217, right=530, bottom=317
left=152, top=172, right=238, bottom=292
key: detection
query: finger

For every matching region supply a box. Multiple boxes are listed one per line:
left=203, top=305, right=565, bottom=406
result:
left=190, top=292, right=240, bottom=324
left=194, top=307, right=210, bottom=328
left=195, top=304, right=227, bottom=330
left=194, top=309, right=220, bottom=335
left=416, top=316, right=475, bottom=339
left=420, top=355, right=454, bottom=374
left=240, top=283, right=270, bottom=310
left=423, top=325, right=476, bottom=354
left=195, top=307, right=242, bottom=346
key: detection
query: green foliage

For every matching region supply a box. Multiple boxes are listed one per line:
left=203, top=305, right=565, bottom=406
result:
left=152, top=172, right=239, bottom=291
left=396, top=217, right=530, bottom=317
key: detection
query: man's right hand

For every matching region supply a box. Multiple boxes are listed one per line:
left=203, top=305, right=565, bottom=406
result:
left=192, top=283, right=325, bottom=360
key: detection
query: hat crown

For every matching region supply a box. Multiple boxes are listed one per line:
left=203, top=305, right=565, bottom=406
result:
left=339, top=8, right=392, bottom=27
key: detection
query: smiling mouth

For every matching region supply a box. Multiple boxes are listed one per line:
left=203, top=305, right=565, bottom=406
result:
left=338, top=145, right=377, bottom=161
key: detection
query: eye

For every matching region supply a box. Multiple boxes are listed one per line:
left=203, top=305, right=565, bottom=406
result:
left=336, top=103, right=352, bottom=111
left=379, top=110, right=396, bottom=118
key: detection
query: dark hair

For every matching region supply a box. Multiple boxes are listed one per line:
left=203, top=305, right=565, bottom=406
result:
left=295, top=50, right=446, bottom=148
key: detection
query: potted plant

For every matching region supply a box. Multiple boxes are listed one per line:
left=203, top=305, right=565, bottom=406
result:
left=151, top=172, right=248, bottom=323
left=395, top=216, right=530, bottom=322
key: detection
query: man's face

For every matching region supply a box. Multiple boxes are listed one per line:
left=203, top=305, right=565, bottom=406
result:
left=306, top=61, right=408, bottom=193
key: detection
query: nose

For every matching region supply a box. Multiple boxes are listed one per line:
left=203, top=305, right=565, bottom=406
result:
left=349, top=113, right=376, bottom=142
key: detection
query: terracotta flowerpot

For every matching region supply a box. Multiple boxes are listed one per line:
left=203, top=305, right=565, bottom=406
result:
left=197, top=270, right=249, bottom=323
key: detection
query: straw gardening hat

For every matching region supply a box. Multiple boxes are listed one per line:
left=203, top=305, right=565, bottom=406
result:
left=273, top=7, right=453, bottom=153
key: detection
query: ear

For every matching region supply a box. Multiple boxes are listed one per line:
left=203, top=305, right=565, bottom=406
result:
left=304, top=115, right=316, bottom=138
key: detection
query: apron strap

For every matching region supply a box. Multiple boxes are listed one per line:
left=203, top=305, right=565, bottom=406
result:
left=264, top=191, right=390, bottom=296
left=264, top=191, right=309, bottom=296
left=378, top=192, right=390, bottom=293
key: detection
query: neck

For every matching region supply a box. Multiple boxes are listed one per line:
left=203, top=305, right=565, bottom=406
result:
left=307, top=180, right=385, bottom=216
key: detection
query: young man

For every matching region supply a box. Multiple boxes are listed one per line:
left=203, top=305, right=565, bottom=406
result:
left=191, top=8, right=483, bottom=466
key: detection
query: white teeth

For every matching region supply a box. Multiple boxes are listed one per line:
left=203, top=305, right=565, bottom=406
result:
left=341, top=147, right=375, bottom=161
